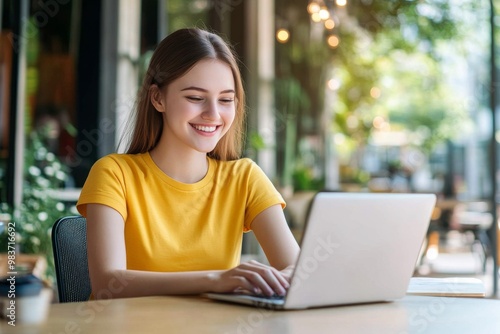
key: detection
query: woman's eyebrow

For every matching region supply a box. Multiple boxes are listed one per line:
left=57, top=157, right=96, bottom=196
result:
left=181, top=86, right=235, bottom=94
left=181, top=86, right=207, bottom=92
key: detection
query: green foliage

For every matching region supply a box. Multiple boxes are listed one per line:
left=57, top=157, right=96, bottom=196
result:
left=331, top=0, right=475, bottom=154
left=345, top=0, right=459, bottom=44
left=245, top=131, right=272, bottom=163
left=0, top=133, right=74, bottom=282
left=248, top=131, right=267, bottom=151
left=275, top=77, right=311, bottom=116
left=292, top=166, right=325, bottom=191
left=274, top=76, right=312, bottom=188
left=166, top=0, right=210, bottom=31
left=339, top=166, right=371, bottom=186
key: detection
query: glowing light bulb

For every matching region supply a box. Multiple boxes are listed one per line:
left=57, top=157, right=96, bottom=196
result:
left=324, top=19, right=335, bottom=30
left=307, top=2, right=321, bottom=14
left=311, top=12, right=322, bottom=22
left=276, top=29, right=290, bottom=43
left=319, top=7, right=330, bottom=20
left=327, top=35, right=340, bottom=48
left=327, top=78, right=341, bottom=90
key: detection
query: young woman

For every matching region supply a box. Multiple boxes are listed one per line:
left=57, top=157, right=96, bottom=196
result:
left=76, top=28, right=300, bottom=299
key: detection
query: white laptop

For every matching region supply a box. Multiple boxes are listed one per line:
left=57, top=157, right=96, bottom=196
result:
left=205, top=192, right=437, bottom=309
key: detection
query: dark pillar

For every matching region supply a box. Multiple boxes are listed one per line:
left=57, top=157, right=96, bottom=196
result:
left=73, top=0, right=101, bottom=187
left=6, top=0, right=28, bottom=206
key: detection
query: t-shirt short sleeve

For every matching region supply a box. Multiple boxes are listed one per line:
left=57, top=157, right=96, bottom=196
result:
left=242, top=159, right=286, bottom=232
left=76, top=155, right=128, bottom=221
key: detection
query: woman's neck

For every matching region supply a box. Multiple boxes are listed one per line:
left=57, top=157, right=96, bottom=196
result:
left=149, top=144, right=209, bottom=184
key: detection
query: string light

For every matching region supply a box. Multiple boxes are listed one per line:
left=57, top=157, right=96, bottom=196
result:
left=319, top=7, right=330, bottom=20
left=306, top=1, right=347, bottom=48
left=327, top=35, right=340, bottom=48
left=276, top=28, right=290, bottom=43
left=311, top=12, right=322, bottom=22
left=327, top=78, right=341, bottom=90
left=324, top=19, right=335, bottom=30
left=307, top=2, right=321, bottom=14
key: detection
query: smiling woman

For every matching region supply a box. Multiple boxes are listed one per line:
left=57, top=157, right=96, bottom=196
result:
left=126, top=29, right=246, bottom=162
left=75, top=28, right=300, bottom=300
left=148, top=58, right=237, bottom=174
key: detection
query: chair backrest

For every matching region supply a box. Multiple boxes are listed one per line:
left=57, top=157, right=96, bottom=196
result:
left=52, top=216, right=91, bottom=303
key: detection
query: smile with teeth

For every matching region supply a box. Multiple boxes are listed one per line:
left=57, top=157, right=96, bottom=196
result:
left=191, top=124, right=218, bottom=133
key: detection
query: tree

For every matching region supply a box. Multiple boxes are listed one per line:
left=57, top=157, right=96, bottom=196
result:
left=327, top=0, right=482, bottom=176
left=273, top=1, right=485, bottom=189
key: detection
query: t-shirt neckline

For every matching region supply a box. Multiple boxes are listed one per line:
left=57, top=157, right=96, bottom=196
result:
left=143, top=152, right=215, bottom=191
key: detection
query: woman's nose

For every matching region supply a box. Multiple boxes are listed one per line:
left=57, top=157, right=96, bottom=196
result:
left=201, top=100, right=219, bottom=120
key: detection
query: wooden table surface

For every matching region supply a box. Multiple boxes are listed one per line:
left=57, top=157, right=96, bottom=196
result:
left=2, top=294, right=500, bottom=333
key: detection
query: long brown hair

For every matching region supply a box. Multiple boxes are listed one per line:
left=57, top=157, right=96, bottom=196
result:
left=125, top=28, right=245, bottom=161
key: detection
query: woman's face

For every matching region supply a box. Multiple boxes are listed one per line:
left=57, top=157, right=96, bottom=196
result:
left=153, top=59, right=236, bottom=155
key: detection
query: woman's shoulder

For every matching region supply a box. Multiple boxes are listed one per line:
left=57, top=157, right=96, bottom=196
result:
left=213, top=157, right=257, bottom=169
left=211, top=157, right=268, bottom=179
left=92, top=152, right=148, bottom=170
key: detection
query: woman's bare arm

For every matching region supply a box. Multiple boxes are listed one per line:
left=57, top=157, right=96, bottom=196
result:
left=251, top=204, right=301, bottom=272
left=86, top=204, right=291, bottom=299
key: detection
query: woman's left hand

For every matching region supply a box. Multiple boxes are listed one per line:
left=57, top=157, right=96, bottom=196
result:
left=280, top=265, right=295, bottom=283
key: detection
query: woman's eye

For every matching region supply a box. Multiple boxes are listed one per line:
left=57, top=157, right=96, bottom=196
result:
left=187, top=96, right=203, bottom=102
left=220, top=98, right=234, bottom=103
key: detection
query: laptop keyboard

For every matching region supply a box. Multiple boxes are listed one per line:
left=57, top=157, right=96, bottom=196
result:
left=253, top=294, right=285, bottom=301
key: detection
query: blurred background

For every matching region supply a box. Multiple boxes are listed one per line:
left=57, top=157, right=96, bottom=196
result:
left=0, top=0, right=499, bottom=298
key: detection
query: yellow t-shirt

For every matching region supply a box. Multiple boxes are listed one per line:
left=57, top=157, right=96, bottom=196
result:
left=76, top=153, right=285, bottom=272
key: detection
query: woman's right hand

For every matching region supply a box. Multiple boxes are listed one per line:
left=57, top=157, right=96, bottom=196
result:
left=210, top=260, right=290, bottom=296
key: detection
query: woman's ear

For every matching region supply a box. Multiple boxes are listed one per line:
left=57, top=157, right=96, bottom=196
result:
left=149, top=84, right=166, bottom=112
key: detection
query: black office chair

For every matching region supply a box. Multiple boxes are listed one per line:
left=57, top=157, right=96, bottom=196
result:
left=51, top=216, right=91, bottom=303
